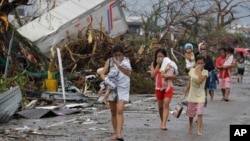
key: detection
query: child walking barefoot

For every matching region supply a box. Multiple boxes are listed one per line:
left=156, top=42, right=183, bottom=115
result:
left=208, top=70, right=218, bottom=101
left=183, top=55, right=208, bottom=136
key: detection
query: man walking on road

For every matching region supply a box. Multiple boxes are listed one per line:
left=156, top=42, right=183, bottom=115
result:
left=195, top=42, right=215, bottom=105
left=216, top=47, right=234, bottom=101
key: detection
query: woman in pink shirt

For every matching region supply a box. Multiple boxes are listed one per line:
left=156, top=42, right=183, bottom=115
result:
left=150, top=48, right=177, bottom=130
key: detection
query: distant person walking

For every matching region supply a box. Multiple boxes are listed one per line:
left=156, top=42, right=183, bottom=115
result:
left=184, top=55, right=208, bottom=136
left=215, top=47, right=234, bottom=101
left=207, top=70, right=218, bottom=101
left=236, top=52, right=245, bottom=83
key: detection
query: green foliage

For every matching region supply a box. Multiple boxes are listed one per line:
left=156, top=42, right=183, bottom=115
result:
left=175, top=59, right=186, bottom=75
left=130, top=72, right=154, bottom=94
left=0, top=74, right=26, bottom=93
left=0, top=78, right=12, bottom=93
left=0, top=72, right=29, bottom=107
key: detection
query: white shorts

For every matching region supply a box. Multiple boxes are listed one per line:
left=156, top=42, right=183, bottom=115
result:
left=108, top=89, right=118, bottom=101
left=108, top=84, right=130, bottom=102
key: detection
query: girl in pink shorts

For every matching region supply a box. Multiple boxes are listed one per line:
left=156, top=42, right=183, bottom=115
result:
left=184, top=55, right=208, bottom=136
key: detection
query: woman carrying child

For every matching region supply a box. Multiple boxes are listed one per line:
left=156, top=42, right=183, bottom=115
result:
left=150, top=48, right=178, bottom=130
left=100, top=44, right=132, bottom=141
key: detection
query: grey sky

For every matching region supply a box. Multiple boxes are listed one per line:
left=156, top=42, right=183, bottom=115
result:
left=123, top=0, right=250, bottom=25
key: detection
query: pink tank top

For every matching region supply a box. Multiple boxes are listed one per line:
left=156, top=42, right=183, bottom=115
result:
left=155, top=71, right=162, bottom=90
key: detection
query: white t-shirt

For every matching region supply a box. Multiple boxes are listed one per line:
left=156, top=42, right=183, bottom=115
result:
left=160, top=57, right=178, bottom=74
left=185, top=57, right=195, bottom=68
left=223, top=55, right=233, bottom=66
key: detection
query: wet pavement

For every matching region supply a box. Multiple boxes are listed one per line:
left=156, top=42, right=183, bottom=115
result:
left=0, top=66, right=250, bottom=141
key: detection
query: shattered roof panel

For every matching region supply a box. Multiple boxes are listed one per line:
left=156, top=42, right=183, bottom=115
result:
left=17, top=109, right=56, bottom=119
left=17, top=0, right=106, bottom=42
left=17, top=0, right=128, bottom=55
left=17, top=107, right=81, bottom=119
left=0, top=86, right=22, bottom=123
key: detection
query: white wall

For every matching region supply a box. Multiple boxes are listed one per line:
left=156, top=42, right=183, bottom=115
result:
left=9, top=0, right=67, bottom=27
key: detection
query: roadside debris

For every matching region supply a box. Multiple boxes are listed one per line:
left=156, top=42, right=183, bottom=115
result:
left=41, top=91, right=88, bottom=102
left=17, top=107, right=79, bottom=119
left=0, top=86, right=22, bottom=123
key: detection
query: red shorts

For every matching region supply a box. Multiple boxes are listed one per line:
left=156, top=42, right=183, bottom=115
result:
left=155, top=87, right=174, bottom=100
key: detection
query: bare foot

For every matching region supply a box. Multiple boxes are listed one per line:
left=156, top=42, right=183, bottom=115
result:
left=111, top=134, right=117, bottom=140
left=197, top=131, right=203, bottom=136
left=116, top=134, right=124, bottom=140
left=160, top=123, right=168, bottom=130
left=161, top=127, right=168, bottom=130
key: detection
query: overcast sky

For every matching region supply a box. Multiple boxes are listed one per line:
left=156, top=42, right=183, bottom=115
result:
left=123, top=0, right=250, bottom=25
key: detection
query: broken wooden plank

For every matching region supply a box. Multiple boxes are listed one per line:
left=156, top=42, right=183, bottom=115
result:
left=25, top=100, right=38, bottom=109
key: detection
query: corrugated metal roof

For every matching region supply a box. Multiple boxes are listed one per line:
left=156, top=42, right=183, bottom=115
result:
left=18, top=0, right=105, bottom=42
left=17, top=106, right=81, bottom=119
left=17, top=0, right=128, bottom=55
left=0, top=86, right=22, bottom=123
left=17, top=0, right=107, bottom=55
left=17, top=109, right=56, bottom=119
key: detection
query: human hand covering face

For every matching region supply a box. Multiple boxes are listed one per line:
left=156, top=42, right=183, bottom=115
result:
left=156, top=57, right=163, bottom=65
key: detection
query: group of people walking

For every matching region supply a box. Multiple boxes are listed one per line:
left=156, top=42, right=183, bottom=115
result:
left=151, top=42, right=246, bottom=136
left=98, top=42, right=246, bottom=140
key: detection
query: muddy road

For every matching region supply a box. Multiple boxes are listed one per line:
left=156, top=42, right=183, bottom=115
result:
left=1, top=66, right=250, bottom=141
